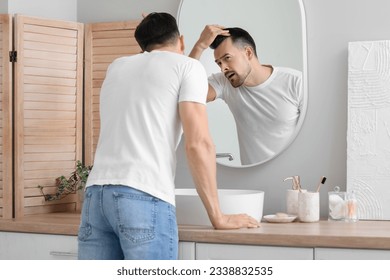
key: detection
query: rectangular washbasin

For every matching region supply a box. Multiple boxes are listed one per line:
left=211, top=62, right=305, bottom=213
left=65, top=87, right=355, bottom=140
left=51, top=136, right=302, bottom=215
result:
left=175, top=188, right=264, bottom=226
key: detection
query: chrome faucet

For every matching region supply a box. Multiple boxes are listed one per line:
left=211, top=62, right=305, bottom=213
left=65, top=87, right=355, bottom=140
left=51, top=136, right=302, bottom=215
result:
left=216, top=153, right=234, bottom=161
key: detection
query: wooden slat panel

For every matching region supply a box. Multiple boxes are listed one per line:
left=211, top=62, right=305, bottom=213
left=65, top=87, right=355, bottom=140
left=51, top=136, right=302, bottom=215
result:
left=25, top=178, right=58, bottom=189
left=24, top=41, right=77, bottom=54
left=84, top=20, right=141, bottom=166
left=24, top=101, right=76, bottom=111
left=24, top=168, right=74, bottom=181
left=25, top=194, right=76, bottom=207
left=14, top=15, right=83, bottom=217
left=0, top=14, right=12, bottom=219
left=24, top=49, right=77, bottom=62
left=25, top=187, right=50, bottom=197
left=24, top=127, right=76, bottom=136
left=24, top=23, right=78, bottom=38
left=93, top=63, right=110, bottom=72
left=24, top=75, right=76, bottom=87
left=25, top=119, right=76, bottom=127
left=24, top=144, right=76, bottom=153
left=24, top=57, right=76, bottom=71
left=93, top=45, right=138, bottom=55
left=24, top=160, right=76, bottom=171
left=24, top=110, right=76, bottom=119
left=24, top=136, right=76, bottom=145
left=91, top=20, right=139, bottom=32
left=24, top=203, right=76, bottom=215
left=92, top=53, right=136, bottom=63
left=24, top=93, right=76, bottom=102
left=24, top=152, right=75, bottom=162
left=93, top=37, right=137, bottom=47
left=24, top=66, right=77, bottom=79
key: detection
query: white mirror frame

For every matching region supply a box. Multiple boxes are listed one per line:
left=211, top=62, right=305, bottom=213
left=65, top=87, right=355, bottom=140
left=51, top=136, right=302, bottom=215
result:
left=177, top=0, right=308, bottom=168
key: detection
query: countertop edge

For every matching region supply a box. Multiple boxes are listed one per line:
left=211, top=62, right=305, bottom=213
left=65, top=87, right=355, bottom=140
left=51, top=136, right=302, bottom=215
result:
left=1, top=213, right=390, bottom=250
left=178, top=230, right=389, bottom=250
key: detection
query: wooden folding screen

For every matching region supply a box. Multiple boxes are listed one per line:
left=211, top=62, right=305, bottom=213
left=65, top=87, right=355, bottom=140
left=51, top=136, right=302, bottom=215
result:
left=14, top=15, right=84, bottom=217
left=1, top=16, right=141, bottom=218
left=84, top=20, right=141, bottom=166
left=0, top=15, right=13, bottom=219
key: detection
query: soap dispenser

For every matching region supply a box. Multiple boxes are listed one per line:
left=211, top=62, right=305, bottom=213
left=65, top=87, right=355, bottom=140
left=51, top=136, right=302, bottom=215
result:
left=284, top=176, right=301, bottom=190
left=283, top=176, right=302, bottom=216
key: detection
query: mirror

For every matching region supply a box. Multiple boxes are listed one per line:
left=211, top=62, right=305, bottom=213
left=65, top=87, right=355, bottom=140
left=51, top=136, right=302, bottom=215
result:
left=177, top=0, right=308, bottom=167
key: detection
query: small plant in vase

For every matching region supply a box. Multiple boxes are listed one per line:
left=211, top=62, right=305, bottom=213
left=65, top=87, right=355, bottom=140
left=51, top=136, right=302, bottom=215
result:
left=38, top=160, right=92, bottom=201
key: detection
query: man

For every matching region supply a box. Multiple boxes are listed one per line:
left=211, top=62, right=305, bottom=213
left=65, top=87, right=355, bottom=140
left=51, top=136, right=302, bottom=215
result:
left=78, top=13, right=259, bottom=260
left=189, top=26, right=303, bottom=165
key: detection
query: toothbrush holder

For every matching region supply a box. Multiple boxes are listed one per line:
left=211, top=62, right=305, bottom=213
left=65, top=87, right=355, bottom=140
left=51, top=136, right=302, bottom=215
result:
left=298, top=191, right=320, bottom=222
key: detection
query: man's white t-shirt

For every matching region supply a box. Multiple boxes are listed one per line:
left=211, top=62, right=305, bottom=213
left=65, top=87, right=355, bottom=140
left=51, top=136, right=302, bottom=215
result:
left=208, top=67, right=302, bottom=165
left=86, top=51, right=208, bottom=206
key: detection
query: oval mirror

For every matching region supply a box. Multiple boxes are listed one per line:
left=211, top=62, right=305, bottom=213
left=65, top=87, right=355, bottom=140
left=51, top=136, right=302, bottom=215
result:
left=177, top=0, right=308, bottom=167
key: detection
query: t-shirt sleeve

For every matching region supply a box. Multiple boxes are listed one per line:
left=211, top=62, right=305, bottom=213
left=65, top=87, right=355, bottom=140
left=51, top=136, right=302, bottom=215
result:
left=294, top=71, right=303, bottom=112
left=178, top=60, right=209, bottom=104
left=208, top=72, right=225, bottom=99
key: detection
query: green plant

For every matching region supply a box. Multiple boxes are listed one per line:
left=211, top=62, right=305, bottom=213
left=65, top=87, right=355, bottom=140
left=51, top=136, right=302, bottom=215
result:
left=38, top=160, right=92, bottom=201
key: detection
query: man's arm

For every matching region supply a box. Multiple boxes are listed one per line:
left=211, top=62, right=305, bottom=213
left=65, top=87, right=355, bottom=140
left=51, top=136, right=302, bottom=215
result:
left=189, top=25, right=228, bottom=103
left=188, top=25, right=229, bottom=59
left=207, top=85, right=217, bottom=102
left=179, top=101, right=260, bottom=229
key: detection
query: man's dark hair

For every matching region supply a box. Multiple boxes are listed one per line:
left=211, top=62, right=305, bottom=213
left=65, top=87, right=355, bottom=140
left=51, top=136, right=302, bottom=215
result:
left=135, top=12, right=180, bottom=52
left=210, top=27, right=257, bottom=57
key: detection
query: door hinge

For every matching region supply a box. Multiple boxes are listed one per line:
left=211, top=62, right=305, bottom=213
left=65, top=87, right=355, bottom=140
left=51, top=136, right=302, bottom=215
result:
left=9, top=51, right=17, bottom=62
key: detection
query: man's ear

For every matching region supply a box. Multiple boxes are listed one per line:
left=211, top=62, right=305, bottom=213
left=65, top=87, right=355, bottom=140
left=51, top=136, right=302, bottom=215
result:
left=245, top=46, right=255, bottom=60
left=179, top=35, right=185, bottom=54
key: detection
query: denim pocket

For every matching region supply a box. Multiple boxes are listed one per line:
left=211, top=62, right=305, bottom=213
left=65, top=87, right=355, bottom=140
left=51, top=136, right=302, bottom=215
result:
left=78, top=190, right=93, bottom=242
left=78, top=223, right=92, bottom=241
left=113, top=191, right=157, bottom=243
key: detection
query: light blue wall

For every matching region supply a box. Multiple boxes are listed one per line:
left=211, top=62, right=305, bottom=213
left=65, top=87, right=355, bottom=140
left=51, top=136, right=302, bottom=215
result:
left=6, top=0, right=390, bottom=218
left=6, top=0, right=77, bottom=21
left=76, top=0, right=180, bottom=22
left=0, top=0, right=8, bottom=13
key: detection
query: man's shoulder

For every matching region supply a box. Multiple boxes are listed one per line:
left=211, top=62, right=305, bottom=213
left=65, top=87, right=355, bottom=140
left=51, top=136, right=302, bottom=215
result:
left=274, top=66, right=302, bottom=78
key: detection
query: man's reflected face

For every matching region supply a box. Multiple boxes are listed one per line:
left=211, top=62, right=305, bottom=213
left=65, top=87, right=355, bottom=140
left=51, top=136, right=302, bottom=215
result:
left=214, top=38, right=252, bottom=88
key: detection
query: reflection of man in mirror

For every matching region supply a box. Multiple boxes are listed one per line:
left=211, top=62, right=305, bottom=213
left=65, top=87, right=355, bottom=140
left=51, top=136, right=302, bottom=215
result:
left=190, top=25, right=303, bottom=165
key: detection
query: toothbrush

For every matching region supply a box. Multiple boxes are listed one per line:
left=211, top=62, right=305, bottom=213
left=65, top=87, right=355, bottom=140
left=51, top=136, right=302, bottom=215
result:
left=316, top=176, right=327, bottom=192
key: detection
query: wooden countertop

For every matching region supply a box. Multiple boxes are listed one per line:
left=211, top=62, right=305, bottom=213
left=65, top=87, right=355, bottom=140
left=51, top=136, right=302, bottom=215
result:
left=179, top=221, right=390, bottom=249
left=1, top=213, right=390, bottom=250
left=0, top=213, right=81, bottom=236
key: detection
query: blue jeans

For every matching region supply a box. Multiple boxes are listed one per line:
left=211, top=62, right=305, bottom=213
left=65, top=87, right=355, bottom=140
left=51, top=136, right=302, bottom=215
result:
left=78, top=185, right=178, bottom=260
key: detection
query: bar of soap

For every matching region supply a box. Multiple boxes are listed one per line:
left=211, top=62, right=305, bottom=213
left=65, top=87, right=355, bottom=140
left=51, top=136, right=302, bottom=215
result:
left=275, top=212, right=289, bottom=218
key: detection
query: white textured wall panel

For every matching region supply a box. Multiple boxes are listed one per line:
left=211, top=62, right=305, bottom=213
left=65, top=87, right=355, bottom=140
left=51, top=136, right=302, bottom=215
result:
left=347, top=40, right=390, bottom=220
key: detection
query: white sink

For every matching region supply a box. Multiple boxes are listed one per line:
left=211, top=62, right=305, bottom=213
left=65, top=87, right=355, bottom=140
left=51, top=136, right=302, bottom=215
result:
left=175, top=188, right=264, bottom=226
